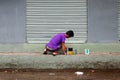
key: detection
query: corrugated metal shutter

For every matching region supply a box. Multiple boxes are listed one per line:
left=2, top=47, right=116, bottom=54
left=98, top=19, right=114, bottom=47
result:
left=26, top=0, right=87, bottom=43
left=119, top=0, right=120, bottom=40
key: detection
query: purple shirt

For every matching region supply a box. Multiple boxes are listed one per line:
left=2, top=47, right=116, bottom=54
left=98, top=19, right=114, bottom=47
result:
left=47, top=33, right=66, bottom=50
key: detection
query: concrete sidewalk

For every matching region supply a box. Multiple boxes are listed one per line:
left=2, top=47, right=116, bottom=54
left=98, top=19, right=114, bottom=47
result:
left=0, top=52, right=119, bottom=69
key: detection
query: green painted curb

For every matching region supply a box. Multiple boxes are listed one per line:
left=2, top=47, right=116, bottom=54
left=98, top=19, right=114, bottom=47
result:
left=0, top=55, right=119, bottom=69
left=0, top=43, right=120, bottom=53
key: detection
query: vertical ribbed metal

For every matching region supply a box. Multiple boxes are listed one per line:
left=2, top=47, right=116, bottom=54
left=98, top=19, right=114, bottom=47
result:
left=26, top=0, right=87, bottom=43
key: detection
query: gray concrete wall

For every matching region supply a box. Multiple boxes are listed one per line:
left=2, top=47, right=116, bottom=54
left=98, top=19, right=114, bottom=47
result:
left=0, top=0, right=119, bottom=43
left=88, top=0, right=118, bottom=43
left=0, top=0, right=25, bottom=43
left=0, top=0, right=119, bottom=54
left=0, top=0, right=119, bottom=70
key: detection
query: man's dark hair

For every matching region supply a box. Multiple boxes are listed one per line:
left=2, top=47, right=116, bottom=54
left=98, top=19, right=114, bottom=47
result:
left=66, top=30, right=74, bottom=37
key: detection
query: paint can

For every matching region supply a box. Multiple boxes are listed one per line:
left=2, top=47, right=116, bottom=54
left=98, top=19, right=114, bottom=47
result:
left=67, top=48, right=73, bottom=55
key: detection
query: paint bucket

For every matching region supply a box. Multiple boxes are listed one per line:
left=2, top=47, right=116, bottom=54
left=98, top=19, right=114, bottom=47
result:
left=67, top=48, right=73, bottom=55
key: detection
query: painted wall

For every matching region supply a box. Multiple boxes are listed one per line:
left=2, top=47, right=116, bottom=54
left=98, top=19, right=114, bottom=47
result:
left=0, top=0, right=119, bottom=53
left=0, top=0, right=118, bottom=43
left=0, top=0, right=25, bottom=43
left=88, top=0, right=118, bottom=43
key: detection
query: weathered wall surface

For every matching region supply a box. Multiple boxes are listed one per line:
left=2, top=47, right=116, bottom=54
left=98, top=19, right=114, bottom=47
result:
left=0, top=0, right=25, bottom=43
left=0, top=43, right=120, bottom=53
left=88, top=0, right=118, bottom=42
left=0, top=54, right=119, bottom=69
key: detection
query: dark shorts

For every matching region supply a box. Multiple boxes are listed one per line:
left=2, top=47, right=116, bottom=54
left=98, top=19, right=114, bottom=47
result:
left=46, top=46, right=60, bottom=52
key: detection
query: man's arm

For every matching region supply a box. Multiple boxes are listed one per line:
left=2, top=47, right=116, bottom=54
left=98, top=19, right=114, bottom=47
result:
left=62, top=42, right=67, bottom=55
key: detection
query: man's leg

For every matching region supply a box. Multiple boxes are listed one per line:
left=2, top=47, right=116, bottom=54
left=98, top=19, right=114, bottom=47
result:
left=43, top=48, right=47, bottom=55
left=43, top=46, right=60, bottom=56
left=43, top=46, right=56, bottom=55
left=52, top=51, right=58, bottom=56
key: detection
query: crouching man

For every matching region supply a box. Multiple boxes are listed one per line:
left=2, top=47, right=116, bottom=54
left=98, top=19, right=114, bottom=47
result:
left=43, top=30, right=74, bottom=56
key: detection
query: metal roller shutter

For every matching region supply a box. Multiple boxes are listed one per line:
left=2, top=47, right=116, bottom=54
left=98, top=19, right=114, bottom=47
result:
left=26, top=0, right=88, bottom=43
